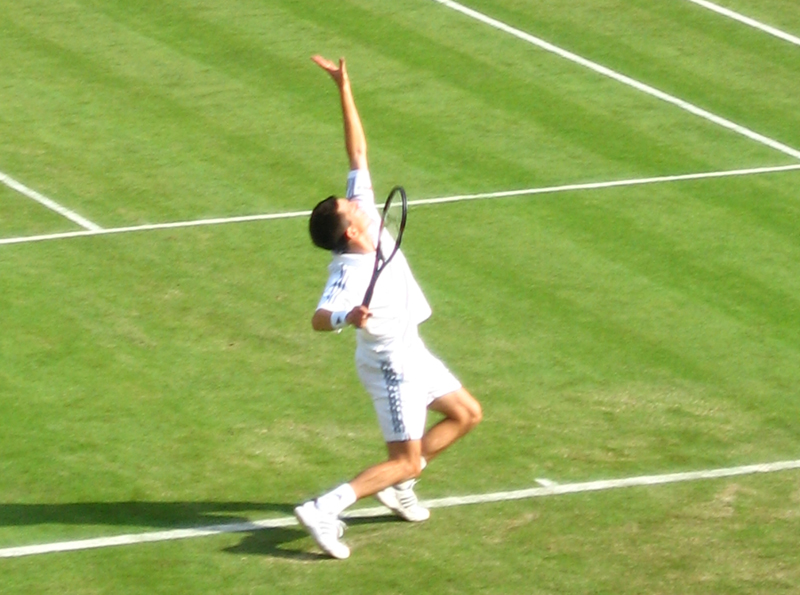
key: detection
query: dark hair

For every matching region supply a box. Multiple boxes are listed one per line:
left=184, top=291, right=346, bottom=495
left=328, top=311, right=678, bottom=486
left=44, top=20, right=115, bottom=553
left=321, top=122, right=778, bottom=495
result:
left=309, top=196, right=349, bottom=252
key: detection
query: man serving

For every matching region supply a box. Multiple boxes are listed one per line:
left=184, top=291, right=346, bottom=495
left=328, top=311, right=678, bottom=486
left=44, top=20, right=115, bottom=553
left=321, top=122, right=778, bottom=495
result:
left=295, top=55, right=482, bottom=559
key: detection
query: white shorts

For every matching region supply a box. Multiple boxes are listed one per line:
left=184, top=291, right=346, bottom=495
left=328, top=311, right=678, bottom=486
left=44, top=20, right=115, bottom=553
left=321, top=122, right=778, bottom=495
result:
left=356, top=339, right=462, bottom=442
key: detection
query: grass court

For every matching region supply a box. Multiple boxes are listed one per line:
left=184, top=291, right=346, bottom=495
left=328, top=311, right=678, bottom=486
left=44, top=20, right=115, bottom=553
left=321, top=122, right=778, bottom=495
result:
left=1, top=1, right=799, bottom=593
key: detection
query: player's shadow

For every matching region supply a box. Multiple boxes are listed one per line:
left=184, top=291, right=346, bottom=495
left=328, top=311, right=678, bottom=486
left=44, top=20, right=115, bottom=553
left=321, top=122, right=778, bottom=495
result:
left=0, top=501, right=400, bottom=560
left=0, top=501, right=294, bottom=531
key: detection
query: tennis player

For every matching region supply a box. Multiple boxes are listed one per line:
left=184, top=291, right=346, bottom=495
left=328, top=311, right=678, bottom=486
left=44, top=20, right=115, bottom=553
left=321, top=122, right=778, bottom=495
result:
left=294, top=55, right=482, bottom=560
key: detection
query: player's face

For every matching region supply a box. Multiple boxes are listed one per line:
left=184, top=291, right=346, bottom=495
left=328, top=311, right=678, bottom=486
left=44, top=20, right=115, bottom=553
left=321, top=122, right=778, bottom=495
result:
left=336, top=199, right=370, bottom=234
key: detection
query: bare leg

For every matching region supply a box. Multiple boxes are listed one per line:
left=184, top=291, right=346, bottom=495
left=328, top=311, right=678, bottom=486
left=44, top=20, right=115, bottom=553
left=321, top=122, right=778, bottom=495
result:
left=421, top=387, right=482, bottom=463
left=348, top=440, right=423, bottom=499
left=314, top=388, right=480, bottom=512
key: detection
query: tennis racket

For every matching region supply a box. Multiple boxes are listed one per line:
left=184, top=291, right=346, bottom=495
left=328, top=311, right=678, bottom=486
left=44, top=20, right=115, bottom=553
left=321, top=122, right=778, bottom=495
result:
left=361, top=185, right=408, bottom=307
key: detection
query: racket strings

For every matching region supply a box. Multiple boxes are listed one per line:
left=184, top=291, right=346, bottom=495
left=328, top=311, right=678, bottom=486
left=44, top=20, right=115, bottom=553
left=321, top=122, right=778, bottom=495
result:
left=362, top=186, right=407, bottom=307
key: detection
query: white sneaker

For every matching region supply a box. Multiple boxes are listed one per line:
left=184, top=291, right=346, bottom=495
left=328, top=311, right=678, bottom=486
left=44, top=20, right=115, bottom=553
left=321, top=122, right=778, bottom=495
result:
left=294, top=501, right=350, bottom=559
left=375, top=480, right=430, bottom=522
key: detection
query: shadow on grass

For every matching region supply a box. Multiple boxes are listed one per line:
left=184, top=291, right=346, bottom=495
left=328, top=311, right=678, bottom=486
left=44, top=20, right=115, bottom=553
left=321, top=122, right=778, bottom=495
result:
left=224, top=515, right=401, bottom=560
left=0, top=501, right=401, bottom=560
left=0, top=501, right=295, bottom=529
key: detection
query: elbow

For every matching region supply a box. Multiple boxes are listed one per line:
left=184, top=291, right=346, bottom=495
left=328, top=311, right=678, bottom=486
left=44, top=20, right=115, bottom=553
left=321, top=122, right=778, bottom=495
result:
left=311, top=310, right=329, bottom=332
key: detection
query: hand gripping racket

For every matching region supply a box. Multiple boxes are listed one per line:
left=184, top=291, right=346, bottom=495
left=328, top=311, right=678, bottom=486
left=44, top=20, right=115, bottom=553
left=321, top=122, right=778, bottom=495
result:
left=361, top=185, right=408, bottom=307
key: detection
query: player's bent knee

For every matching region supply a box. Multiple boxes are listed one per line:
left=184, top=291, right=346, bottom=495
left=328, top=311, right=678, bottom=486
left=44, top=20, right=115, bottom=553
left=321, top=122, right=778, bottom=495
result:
left=431, top=388, right=483, bottom=431
left=461, top=403, right=482, bottom=433
left=469, top=400, right=483, bottom=428
left=458, top=391, right=482, bottom=430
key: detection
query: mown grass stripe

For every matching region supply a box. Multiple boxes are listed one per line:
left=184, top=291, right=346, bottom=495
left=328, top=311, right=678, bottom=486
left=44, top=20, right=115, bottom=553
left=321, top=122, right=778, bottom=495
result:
left=0, top=170, right=102, bottom=231
left=431, top=0, right=800, bottom=160
left=683, top=0, right=800, bottom=47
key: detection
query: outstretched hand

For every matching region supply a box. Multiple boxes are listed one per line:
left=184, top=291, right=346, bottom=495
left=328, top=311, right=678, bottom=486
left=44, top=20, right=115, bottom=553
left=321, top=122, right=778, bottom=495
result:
left=311, top=55, right=348, bottom=86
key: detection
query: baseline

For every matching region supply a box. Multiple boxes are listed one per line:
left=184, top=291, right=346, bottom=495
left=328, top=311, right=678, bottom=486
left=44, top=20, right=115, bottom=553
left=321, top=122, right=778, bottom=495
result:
left=683, top=0, right=800, bottom=47
left=0, top=170, right=102, bottom=231
left=1, top=163, right=798, bottom=248
left=431, top=0, right=800, bottom=161
left=1, top=458, right=798, bottom=558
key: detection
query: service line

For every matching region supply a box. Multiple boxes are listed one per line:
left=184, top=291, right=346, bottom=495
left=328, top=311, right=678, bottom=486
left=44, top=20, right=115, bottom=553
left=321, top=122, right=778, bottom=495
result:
left=2, top=163, right=799, bottom=248
left=1, top=458, right=798, bottom=558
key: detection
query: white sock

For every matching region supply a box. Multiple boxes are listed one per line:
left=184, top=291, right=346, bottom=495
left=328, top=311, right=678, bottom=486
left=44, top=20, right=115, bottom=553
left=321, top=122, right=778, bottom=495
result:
left=315, top=483, right=357, bottom=516
left=395, top=479, right=415, bottom=491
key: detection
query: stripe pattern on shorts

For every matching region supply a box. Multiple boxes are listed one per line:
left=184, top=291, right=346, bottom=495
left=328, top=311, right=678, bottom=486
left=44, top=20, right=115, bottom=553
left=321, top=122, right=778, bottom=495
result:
left=381, top=362, right=405, bottom=436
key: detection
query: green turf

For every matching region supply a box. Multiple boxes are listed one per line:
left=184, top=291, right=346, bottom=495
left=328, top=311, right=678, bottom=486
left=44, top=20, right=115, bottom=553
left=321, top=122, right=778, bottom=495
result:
left=715, top=0, right=800, bottom=34
left=1, top=0, right=799, bottom=593
left=0, top=183, right=82, bottom=236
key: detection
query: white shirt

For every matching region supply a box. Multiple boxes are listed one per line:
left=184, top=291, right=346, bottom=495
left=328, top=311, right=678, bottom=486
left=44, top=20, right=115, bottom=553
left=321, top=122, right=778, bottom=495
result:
left=317, top=169, right=432, bottom=358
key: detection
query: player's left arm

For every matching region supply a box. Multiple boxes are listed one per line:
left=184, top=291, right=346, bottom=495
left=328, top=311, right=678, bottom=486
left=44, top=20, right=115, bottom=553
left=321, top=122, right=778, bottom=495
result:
left=312, top=55, right=368, bottom=172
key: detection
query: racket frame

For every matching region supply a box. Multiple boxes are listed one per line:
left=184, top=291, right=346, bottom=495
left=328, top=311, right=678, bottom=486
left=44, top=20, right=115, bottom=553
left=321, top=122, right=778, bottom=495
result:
left=361, top=185, right=408, bottom=307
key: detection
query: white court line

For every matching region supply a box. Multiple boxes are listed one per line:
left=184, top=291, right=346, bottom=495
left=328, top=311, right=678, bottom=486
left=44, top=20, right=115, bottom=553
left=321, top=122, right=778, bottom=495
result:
left=684, top=0, right=800, bottom=47
left=409, top=163, right=800, bottom=206
left=431, top=0, right=800, bottom=161
left=0, top=211, right=310, bottom=247
left=0, top=170, right=102, bottom=231
left=1, top=163, right=799, bottom=248
left=1, top=458, right=798, bottom=558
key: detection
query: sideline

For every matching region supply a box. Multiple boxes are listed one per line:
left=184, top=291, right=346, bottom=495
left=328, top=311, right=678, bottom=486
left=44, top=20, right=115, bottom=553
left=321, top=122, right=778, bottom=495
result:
left=2, top=458, right=799, bottom=558
left=0, top=170, right=101, bottom=231
left=683, top=0, right=800, bottom=47
left=431, top=0, right=800, bottom=161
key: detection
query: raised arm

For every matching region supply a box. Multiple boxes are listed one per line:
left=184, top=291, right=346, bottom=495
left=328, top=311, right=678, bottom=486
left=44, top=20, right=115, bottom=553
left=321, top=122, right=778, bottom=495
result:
left=312, top=55, right=368, bottom=171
